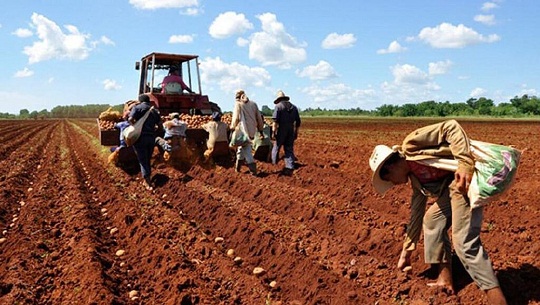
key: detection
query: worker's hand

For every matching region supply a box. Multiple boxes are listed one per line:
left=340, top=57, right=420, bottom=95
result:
left=397, top=249, right=412, bottom=271
left=259, top=131, right=264, bottom=140
left=455, top=169, right=473, bottom=193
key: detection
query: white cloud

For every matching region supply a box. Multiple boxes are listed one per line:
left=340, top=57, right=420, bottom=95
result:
left=474, top=14, right=496, bottom=26
left=14, top=67, right=34, bottom=78
left=428, top=60, right=453, bottom=75
left=392, top=64, right=429, bottom=85
left=199, top=56, right=271, bottom=93
left=380, top=79, right=441, bottom=106
left=129, top=0, right=198, bottom=10
left=23, top=13, right=92, bottom=64
left=417, top=22, right=500, bottom=48
left=470, top=87, right=487, bottom=97
left=100, top=36, right=115, bottom=46
left=103, top=79, right=122, bottom=90
left=300, top=83, right=376, bottom=109
left=377, top=41, right=407, bottom=54
left=481, top=2, right=499, bottom=11
left=296, top=61, right=338, bottom=80
left=321, top=33, right=356, bottom=49
left=208, top=12, right=253, bottom=39
left=169, top=34, right=194, bottom=43
left=13, top=28, right=33, bottom=38
left=248, top=13, right=307, bottom=68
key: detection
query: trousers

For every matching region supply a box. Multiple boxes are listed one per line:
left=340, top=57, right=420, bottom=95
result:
left=423, top=180, right=500, bottom=290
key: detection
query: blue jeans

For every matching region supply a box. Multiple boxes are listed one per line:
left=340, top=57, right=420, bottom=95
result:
left=272, top=128, right=295, bottom=169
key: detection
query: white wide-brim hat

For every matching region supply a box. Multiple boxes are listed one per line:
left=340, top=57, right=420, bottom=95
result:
left=273, top=90, right=290, bottom=104
left=369, top=145, right=398, bottom=195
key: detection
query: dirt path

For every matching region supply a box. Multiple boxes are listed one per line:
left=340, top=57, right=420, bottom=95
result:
left=0, top=118, right=538, bottom=305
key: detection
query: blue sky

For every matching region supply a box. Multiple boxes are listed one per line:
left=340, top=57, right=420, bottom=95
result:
left=1, top=0, right=538, bottom=114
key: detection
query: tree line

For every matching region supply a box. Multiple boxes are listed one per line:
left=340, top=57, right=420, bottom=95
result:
left=1, top=95, right=539, bottom=119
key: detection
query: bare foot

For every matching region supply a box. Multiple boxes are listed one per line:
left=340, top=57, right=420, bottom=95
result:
left=427, top=280, right=455, bottom=295
left=427, top=263, right=454, bottom=295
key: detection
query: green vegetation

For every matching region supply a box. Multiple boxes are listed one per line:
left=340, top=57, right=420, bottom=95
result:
left=1, top=94, right=539, bottom=119
left=1, top=104, right=124, bottom=120
left=301, top=95, right=540, bottom=118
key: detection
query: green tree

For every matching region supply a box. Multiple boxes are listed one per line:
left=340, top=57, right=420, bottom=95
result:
left=261, top=105, right=273, bottom=116
left=19, top=109, right=30, bottom=118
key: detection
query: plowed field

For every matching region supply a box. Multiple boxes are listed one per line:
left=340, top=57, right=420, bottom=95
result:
left=0, top=118, right=538, bottom=305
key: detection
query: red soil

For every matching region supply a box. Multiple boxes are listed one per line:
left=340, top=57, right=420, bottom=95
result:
left=0, top=118, right=538, bottom=305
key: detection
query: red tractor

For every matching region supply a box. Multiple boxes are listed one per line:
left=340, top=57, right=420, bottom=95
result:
left=136, top=52, right=220, bottom=116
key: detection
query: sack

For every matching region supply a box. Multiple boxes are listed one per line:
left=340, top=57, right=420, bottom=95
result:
left=123, top=125, right=140, bottom=147
left=417, top=140, right=521, bottom=209
left=229, top=114, right=251, bottom=148
left=468, top=140, right=521, bottom=209
left=122, top=106, right=154, bottom=147
left=229, top=127, right=249, bottom=148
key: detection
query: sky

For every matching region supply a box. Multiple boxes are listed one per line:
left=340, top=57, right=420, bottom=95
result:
left=1, top=0, right=538, bottom=114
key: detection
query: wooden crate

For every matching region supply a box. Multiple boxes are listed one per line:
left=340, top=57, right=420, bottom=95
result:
left=97, top=119, right=120, bottom=146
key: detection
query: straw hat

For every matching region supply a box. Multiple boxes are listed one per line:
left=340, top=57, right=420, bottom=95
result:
left=369, top=145, right=398, bottom=195
left=273, top=90, right=290, bottom=104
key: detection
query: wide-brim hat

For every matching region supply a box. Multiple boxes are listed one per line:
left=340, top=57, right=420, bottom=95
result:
left=169, top=112, right=180, bottom=119
left=273, top=90, right=290, bottom=104
left=369, top=145, right=398, bottom=195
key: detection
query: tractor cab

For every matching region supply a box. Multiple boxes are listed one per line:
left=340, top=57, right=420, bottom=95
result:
left=135, top=53, right=215, bottom=117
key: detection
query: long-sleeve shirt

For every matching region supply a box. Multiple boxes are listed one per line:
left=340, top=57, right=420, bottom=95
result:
left=230, top=99, right=263, bottom=139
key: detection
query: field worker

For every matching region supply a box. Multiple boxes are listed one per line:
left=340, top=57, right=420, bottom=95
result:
left=161, top=66, right=193, bottom=94
left=129, top=94, right=162, bottom=190
left=369, top=119, right=507, bottom=305
left=230, top=89, right=264, bottom=175
left=106, top=120, right=131, bottom=165
left=113, top=100, right=140, bottom=151
left=202, top=111, right=229, bottom=160
left=163, top=112, right=187, bottom=139
left=113, top=120, right=130, bottom=150
left=271, top=90, right=301, bottom=176
left=159, top=112, right=189, bottom=162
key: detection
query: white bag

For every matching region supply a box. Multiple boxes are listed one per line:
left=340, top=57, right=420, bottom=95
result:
left=123, top=106, right=154, bottom=147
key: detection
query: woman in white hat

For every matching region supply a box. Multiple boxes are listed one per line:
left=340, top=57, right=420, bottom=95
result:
left=369, top=119, right=507, bottom=305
